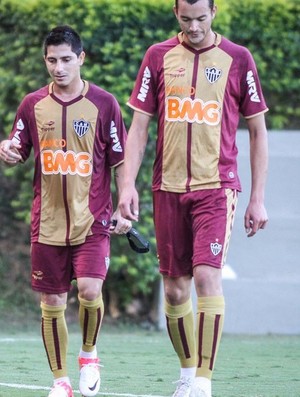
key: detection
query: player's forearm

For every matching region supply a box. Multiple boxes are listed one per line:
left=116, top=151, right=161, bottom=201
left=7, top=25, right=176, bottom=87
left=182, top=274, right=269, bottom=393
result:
left=114, top=163, right=126, bottom=200
left=123, top=135, right=146, bottom=187
left=248, top=123, right=268, bottom=204
left=123, top=115, right=150, bottom=188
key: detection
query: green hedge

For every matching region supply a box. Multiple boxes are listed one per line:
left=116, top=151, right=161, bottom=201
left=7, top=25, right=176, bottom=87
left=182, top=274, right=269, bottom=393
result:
left=1, top=0, right=299, bottom=132
left=0, top=0, right=299, bottom=320
left=228, top=0, right=300, bottom=129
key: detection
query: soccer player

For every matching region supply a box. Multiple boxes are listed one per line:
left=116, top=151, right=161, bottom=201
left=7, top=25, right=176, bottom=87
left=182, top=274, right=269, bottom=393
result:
left=0, top=26, right=131, bottom=397
left=118, top=1, right=268, bottom=396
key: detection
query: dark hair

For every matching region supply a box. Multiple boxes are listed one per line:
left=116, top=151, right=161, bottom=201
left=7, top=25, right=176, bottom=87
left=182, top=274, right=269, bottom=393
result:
left=175, top=0, right=214, bottom=10
left=43, top=25, right=83, bottom=56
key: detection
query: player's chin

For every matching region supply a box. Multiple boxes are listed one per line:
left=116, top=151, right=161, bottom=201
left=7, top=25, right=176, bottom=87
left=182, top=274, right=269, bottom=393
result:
left=54, top=77, right=68, bottom=86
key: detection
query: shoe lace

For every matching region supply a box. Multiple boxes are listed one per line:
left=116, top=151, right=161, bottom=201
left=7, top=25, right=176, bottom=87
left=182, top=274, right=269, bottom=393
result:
left=172, top=377, right=193, bottom=397
left=80, top=362, right=103, bottom=374
left=79, top=357, right=103, bottom=370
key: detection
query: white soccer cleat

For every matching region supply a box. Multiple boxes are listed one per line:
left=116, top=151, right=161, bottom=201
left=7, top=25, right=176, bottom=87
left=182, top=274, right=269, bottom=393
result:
left=78, top=357, right=101, bottom=397
left=190, top=377, right=212, bottom=397
left=172, top=376, right=193, bottom=397
left=48, top=381, right=74, bottom=397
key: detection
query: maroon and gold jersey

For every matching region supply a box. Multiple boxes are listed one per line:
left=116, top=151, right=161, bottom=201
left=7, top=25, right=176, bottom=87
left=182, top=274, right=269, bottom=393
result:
left=9, top=81, right=127, bottom=246
left=128, top=33, right=268, bottom=193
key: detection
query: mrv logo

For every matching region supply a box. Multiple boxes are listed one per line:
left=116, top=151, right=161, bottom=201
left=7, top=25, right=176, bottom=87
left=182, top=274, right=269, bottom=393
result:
left=246, top=70, right=261, bottom=103
left=137, top=66, right=151, bottom=102
left=110, top=121, right=122, bottom=152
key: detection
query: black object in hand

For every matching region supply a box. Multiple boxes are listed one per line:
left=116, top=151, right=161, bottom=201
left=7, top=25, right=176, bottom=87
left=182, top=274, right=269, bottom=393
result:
left=126, top=227, right=150, bottom=254
left=111, top=220, right=150, bottom=254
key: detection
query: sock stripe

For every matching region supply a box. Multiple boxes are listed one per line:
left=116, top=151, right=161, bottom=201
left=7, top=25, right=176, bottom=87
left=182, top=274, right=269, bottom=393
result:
left=197, top=311, right=205, bottom=368
left=209, top=314, right=221, bottom=370
left=83, top=305, right=102, bottom=346
left=41, top=317, right=62, bottom=371
left=178, top=317, right=191, bottom=359
left=52, top=318, right=62, bottom=370
left=92, top=307, right=102, bottom=345
left=41, top=317, right=51, bottom=369
left=83, top=308, right=89, bottom=345
left=166, top=316, right=174, bottom=347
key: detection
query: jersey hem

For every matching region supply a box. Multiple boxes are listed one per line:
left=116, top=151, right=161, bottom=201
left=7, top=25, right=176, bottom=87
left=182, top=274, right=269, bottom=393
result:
left=152, top=183, right=242, bottom=193
left=110, top=159, right=124, bottom=168
left=32, top=231, right=110, bottom=246
left=244, top=108, right=269, bottom=119
left=126, top=102, right=154, bottom=117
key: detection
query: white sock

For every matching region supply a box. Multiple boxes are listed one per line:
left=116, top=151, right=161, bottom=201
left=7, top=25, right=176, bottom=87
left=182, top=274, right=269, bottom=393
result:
left=79, top=347, right=97, bottom=359
left=180, top=367, right=196, bottom=379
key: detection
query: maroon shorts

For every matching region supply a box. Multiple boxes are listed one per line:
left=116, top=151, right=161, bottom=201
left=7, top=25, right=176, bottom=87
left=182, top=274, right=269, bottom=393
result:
left=153, top=188, right=238, bottom=277
left=31, top=234, right=110, bottom=294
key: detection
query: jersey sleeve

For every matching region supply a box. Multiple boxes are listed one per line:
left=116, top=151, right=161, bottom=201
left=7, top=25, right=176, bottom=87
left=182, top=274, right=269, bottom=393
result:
left=8, top=96, right=33, bottom=162
left=239, top=49, right=268, bottom=118
left=127, top=45, right=158, bottom=115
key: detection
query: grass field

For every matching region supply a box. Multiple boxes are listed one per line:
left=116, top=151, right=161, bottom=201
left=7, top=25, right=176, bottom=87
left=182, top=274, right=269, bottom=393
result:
left=0, top=322, right=299, bottom=397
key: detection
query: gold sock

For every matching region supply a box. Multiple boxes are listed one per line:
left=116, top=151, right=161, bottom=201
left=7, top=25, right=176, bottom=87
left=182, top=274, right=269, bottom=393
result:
left=165, top=298, right=197, bottom=368
left=41, top=302, right=68, bottom=379
left=79, top=294, right=104, bottom=353
left=196, top=295, right=225, bottom=379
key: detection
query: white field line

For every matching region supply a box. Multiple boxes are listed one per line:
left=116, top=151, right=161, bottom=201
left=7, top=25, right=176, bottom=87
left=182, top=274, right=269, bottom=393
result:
left=0, top=337, right=40, bottom=342
left=0, top=383, right=167, bottom=397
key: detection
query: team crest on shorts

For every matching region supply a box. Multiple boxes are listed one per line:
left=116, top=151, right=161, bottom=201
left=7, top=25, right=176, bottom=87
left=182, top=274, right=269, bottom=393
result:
left=205, top=67, right=222, bottom=83
left=105, top=256, right=110, bottom=270
left=73, top=119, right=91, bottom=138
left=210, top=241, right=222, bottom=256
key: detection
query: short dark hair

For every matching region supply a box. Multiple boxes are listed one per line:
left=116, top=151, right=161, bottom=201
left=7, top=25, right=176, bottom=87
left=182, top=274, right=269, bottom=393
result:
left=175, top=0, right=214, bottom=10
left=43, top=25, right=83, bottom=56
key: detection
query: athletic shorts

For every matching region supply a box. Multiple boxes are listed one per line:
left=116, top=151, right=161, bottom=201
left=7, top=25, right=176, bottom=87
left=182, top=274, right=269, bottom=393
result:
left=153, top=188, right=238, bottom=277
left=31, top=234, right=110, bottom=294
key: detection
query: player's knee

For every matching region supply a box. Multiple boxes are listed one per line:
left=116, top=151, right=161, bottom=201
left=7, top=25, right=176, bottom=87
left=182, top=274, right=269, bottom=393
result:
left=164, top=281, right=191, bottom=305
left=193, top=264, right=222, bottom=296
left=77, top=278, right=103, bottom=301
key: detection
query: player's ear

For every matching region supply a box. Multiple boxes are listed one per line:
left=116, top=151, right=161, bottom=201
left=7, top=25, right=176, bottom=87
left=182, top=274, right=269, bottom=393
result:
left=173, top=4, right=178, bottom=19
left=212, top=5, right=217, bottom=19
left=79, top=51, right=85, bottom=66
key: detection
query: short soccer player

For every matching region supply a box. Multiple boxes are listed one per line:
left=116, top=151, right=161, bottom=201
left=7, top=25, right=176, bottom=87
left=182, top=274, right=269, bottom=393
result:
left=0, top=25, right=131, bottom=397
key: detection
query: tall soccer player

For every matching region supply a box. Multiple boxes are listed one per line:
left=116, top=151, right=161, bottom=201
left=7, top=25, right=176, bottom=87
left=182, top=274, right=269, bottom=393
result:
left=0, top=26, right=131, bottom=397
left=118, top=1, right=268, bottom=397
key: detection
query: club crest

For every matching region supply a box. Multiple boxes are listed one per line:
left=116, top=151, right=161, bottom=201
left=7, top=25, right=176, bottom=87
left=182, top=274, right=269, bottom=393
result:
left=205, top=67, right=222, bottom=83
left=210, top=242, right=222, bottom=256
left=73, top=119, right=90, bottom=138
left=105, top=256, right=110, bottom=270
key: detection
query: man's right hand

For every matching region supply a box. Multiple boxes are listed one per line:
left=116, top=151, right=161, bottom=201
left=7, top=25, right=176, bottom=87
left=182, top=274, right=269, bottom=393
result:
left=0, top=139, right=22, bottom=165
left=118, top=185, right=140, bottom=222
